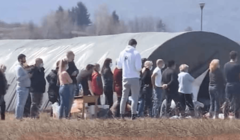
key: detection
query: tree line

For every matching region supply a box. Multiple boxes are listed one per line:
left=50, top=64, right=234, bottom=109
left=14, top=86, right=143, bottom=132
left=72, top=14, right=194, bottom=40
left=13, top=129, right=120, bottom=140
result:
left=0, top=2, right=192, bottom=39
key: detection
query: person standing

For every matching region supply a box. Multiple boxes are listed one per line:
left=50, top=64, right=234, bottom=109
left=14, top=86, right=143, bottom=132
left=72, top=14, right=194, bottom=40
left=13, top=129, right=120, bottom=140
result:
left=29, top=58, right=46, bottom=119
left=162, top=60, right=179, bottom=117
left=91, top=64, right=103, bottom=105
left=46, top=61, right=60, bottom=117
left=209, top=59, right=225, bottom=119
left=111, top=59, right=123, bottom=118
left=58, top=59, right=73, bottom=119
left=178, top=64, right=195, bottom=117
left=101, top=58, right=114, bottom=108
left=0, top=65, right=8, bottom=120
left=138, top=61, right=153, bottom=117
left=118, top=39, right=142, bottom=120
left=151, top=59, right=165, bottom=118
left=224, top=51, right=240, bottom=119
left=66, top=51, right=79, bottom=115
left=15, top=54, right=31, bottom=120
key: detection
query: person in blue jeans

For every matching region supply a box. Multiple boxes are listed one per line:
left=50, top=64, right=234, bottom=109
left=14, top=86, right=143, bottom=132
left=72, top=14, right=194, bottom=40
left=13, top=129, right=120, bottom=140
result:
left=15, top=54, right=31, bottom=120
left=138, top=61, right=153, bottom=117
left=58, top=59, right=73, bottom=119
left=151, top=59, right=165, bottom=118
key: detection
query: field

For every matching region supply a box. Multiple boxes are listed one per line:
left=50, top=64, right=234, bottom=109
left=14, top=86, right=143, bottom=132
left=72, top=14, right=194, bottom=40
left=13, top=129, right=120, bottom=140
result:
left=1, top=113, right=240, bottom=140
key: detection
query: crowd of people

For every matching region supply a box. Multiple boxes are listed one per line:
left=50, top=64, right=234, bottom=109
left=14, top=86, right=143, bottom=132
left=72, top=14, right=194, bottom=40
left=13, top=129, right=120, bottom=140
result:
left=0, top=39, right=239, bottom=120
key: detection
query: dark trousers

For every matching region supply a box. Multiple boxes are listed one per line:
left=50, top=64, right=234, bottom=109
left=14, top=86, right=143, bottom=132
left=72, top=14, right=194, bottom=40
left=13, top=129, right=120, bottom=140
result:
left=164, top=90, right=180, bottom=117
left=138, top=86, right=153, bottom=117
left=179, top=93, right=194, bottom=116
left=0, top=96, right=5, bottom=120
left=225, top=83, right=240, bottom=119
left=24, top=92, right=31, bottom=117
left=209, top=85, right=220, bottom=118
left=30, top=92, right=43, bottom=118
left=104, top=87, right=113, bottom=108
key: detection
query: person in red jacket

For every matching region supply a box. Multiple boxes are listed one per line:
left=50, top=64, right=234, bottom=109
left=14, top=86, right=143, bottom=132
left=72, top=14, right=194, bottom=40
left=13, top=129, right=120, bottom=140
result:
left=91, top=64, right=103, bottom=105
left=110, top=60, right=123, bottom=117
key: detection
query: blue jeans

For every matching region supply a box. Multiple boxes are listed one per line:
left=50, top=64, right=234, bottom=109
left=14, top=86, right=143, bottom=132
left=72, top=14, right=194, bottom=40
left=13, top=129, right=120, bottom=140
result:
left=138, top=86, right=153, bottom=117
left=59, top=85, right=71, bottom=119
left=152, top=87, right=163, bottom=117
left=225, top=83, right=240, bottom=118
left=67, top=84, right=76, bottom=116
left=15, top=87, right=29, bottom=119
left=209, top=85, right=220, bottom=117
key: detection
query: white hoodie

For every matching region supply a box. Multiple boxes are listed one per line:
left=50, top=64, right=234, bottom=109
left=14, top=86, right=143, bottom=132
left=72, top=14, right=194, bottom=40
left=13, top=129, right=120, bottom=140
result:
left=117, top=45, right=142, bottom=79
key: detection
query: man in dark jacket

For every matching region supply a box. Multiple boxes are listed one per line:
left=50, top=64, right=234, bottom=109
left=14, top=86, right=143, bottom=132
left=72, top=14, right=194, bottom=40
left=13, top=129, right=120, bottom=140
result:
left=66, top=51, right=79, bottom=115
left=46, top=61, right=60, bottom=117
left=30, top=58, right=46, bottom=118
left=162, top=60, right=180, bottom=117
left=0, top=65, right=7, bottom=120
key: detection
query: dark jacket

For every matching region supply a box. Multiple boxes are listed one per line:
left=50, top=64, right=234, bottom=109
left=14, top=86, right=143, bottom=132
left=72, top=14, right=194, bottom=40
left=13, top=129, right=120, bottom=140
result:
left=113, top=68, right=122, bottom=97
left=162, top=68, right=179, bottom=93
left=209, top=68, right=225, bottom=87
left=67, top=61, right=79, bottom=84
left=46, top=69, right=59, bottom=103
left=102, top=67, right=113, bottom=89
left=30, top=67, right=46, bottom=93
left=141, top=68, right=152, bottom=88
left=0, top=72, right=7, bottom=95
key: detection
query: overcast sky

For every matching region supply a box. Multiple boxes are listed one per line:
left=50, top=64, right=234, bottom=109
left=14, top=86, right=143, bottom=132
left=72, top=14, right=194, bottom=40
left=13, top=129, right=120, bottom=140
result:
left=1, top=0, right=239, bottom=41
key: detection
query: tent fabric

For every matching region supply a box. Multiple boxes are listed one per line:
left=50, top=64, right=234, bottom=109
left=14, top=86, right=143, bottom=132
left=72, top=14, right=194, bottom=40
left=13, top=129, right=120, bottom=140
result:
left=0, top=31, right=239, bottom=111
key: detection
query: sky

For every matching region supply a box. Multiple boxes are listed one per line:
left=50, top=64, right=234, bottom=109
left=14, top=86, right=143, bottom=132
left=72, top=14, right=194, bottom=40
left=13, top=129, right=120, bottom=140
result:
left=0, top=0, right=240, bottom=41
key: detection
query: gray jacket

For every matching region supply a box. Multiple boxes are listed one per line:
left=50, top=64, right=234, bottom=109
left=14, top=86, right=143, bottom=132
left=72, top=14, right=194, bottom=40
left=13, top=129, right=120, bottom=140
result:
left=15, top=64, right=31, bottom=88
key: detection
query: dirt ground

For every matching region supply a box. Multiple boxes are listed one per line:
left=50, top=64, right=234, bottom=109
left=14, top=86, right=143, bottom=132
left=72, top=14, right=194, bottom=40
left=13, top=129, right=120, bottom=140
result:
left=2, top=113, right=240, bottom=140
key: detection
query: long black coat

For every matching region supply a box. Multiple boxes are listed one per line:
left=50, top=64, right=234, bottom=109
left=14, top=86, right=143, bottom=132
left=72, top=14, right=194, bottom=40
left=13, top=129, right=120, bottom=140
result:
left=30, top=67, right=46, bottom=93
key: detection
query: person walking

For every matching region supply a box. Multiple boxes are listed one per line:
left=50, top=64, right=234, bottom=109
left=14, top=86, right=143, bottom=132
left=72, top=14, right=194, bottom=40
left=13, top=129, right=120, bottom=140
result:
left=224, top=51, right=240, bottom=119
left=178, top=64, right=195, bottom=117
left=91, top=64, right=103, bottom=105
left=138, top=61, right=153, bottom=117
left=101, top=58, right=114, bottom=108
left=111, top=59, right=123, bottom=118
left=58, top=59, right=73, bottom=119
left=209, top=59, right=225, bottom=119
left=118, top=39, right=142, bottom=120
left=151, top=59, right=165, bottom=118
left=15, top=54, right=31, bottom=120
left=0, top=65, right=8, bottom=120
left=66, top=51, right=79, bottom=115
left=162, top=60, right=180, bottom=117
left=29, top=58, right=46, bottom=119
left=46, top=61, right=60, bottom=117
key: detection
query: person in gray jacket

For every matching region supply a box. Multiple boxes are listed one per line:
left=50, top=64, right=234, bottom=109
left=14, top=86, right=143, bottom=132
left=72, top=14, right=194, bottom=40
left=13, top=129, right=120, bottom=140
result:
left=15, top=54, right=31, bottom=120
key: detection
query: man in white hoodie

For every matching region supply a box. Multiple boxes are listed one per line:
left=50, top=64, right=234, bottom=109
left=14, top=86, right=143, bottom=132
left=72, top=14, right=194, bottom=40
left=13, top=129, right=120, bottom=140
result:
left=117, top=39, right=142, bottom=120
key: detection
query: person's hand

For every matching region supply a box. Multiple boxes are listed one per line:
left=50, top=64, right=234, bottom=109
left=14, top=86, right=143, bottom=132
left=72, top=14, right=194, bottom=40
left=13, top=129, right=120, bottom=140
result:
left=72, top=71, right=77, bottom=76
left=162, top=84, right=168, bottom=89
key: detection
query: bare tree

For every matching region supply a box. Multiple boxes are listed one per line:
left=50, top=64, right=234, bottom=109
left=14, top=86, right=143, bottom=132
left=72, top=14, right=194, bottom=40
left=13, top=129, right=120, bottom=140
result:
left=185, top=26, right=193, bottom=31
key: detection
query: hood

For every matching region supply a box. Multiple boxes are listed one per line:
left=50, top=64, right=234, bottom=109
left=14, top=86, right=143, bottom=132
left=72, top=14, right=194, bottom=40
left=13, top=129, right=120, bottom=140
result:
left=125, top=45, right=135, bottom=52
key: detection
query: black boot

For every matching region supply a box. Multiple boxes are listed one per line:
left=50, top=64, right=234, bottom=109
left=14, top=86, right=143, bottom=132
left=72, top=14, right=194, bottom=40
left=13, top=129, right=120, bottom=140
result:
left=120, top=114, right=125, bottom=120
left=1, top=114, right=5, bottom=120
left=131, top=114, right=137, bottom=120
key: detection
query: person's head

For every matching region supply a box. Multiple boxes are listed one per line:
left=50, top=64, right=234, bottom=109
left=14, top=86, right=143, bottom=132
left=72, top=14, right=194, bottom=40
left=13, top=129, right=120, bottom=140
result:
left=167, top=60, right=176, bottom=69
left=128, top=39, right=137, bottom=48
left=94, top=63, right=100, bottom=72
left=179, top=64, right=189, bottom=72
left=229, top=51, right=238, bottom=62
left=0, top=65, right=6, bottom=73
left=56, top=60, right=60, bottom=70
left=66, top=51, right=75, bottom=62
left=86, top=64, right=95, bottom=73
left=58, top=58, right=68, bottom=74
left=156, top=59, right=165, bottom=69
left=35, top=58, right=43, bottom=68
left=17, top=54, right=26, bottom=64
left=142, top=58, right=147, bottom=68
left=144, top=61, right=153, bottom=70
left=209, top=59, right=220, bottom=72
left=101, top=58, right=112, bottom=73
